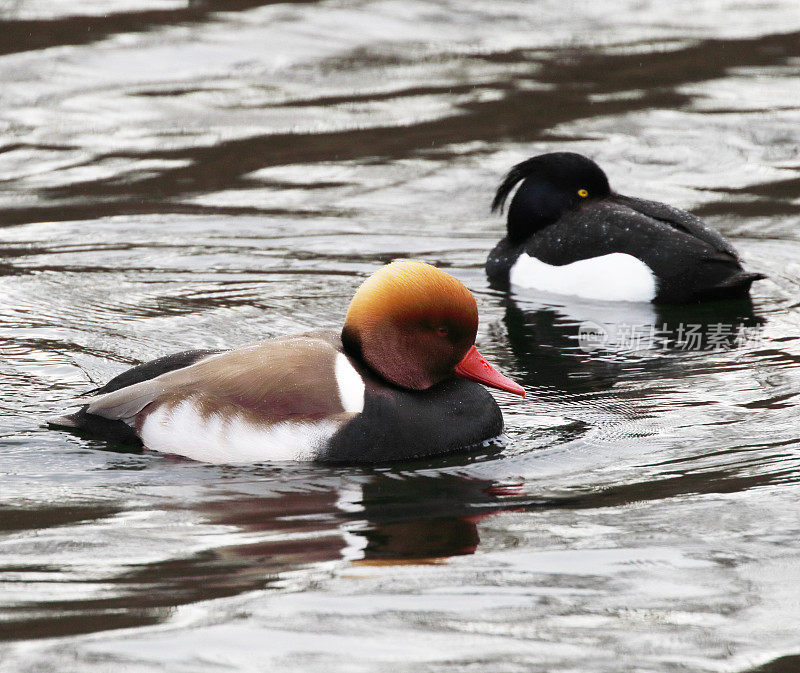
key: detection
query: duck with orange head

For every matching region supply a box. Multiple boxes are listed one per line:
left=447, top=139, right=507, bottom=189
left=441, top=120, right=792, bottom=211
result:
left=50, top=261, right=524, bottom=464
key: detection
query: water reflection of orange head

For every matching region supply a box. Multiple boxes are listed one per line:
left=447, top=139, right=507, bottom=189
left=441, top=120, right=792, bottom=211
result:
left=192, top=473, right=520, bottom=575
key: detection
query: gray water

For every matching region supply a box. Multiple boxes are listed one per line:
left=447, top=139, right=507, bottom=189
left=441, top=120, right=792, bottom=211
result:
left=1, top=1, right=800, bottom=671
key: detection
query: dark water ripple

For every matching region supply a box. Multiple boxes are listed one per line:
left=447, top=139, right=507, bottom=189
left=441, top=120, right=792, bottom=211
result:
left=1, top=1, right=800, bottom=672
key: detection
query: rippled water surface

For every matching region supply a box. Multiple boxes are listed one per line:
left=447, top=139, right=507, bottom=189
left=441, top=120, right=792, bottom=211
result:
left=2, top=1, right=800, bottom=671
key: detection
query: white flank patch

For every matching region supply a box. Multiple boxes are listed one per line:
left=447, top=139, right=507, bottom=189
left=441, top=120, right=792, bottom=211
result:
left=139, top=400, right=343, bottom=464
left=510, top=252, right=657, bottom=302
left=335, top=353, right=365, bottom=413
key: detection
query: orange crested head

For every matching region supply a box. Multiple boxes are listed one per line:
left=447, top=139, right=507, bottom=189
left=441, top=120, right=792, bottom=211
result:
left=343, top=260, right=523, bottom=397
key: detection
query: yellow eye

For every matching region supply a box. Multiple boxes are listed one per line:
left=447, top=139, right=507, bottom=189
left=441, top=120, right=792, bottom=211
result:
left=578, top=189, right=589, bottom=198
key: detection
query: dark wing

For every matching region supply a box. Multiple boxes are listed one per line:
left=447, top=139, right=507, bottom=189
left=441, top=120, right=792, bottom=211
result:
left=524, top=199, right=762, bottom=303
left=87, top=349, right=223, bottom=395
left=49, top=349, right=223, bottom=444
left=611, top=194, right=740, bottom=257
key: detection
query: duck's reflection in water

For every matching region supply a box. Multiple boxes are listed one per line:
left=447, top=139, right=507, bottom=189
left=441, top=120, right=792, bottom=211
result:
left=9, top=441, right=791, bottom=644
left=353, top=473, right=514, bottom=563
left=201, top=471, right=514, bottom=568
left=500, top=290, right=762, bottom=393
left=3, top=471, right=516, bottom=641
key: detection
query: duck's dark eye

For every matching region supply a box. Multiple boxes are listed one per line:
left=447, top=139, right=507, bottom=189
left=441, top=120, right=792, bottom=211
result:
left=578, top=189, right=589, bottom=198
left=436, top=325, right=449, bottom=337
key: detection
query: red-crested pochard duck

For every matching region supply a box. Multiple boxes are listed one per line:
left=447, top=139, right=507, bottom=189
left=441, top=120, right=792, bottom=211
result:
left=49, top=261, right=524, bottom=464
